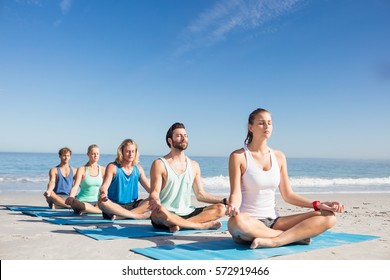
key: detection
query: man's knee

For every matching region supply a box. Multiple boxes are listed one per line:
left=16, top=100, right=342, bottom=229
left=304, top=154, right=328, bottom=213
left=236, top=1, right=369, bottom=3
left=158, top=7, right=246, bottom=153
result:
left=151, top=206, right=168, bottom=221
left=210, top=203, right=226, bottom=218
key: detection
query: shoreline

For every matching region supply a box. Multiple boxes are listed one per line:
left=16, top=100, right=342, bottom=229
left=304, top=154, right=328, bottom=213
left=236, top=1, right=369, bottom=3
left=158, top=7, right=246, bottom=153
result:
left=0, top=192, right=389, bottom=260
left=2, top=186, right=390, bottom=195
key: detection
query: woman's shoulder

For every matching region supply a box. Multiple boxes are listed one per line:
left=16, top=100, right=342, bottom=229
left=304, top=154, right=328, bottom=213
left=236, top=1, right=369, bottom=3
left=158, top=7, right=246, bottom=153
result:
left=230, top=147, right=245, bottom=157
left=271, top=148, right=285, bottom=157
left=99, top=165, right=106, bottom=175
left=76, top=165, right=87, bottom=173
left=271, top=149, right=287, bottom=164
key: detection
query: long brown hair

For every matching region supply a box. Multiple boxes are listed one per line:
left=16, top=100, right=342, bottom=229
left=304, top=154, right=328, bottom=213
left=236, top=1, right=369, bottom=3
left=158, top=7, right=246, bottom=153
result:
left=244, top=108, right=270, bottom=145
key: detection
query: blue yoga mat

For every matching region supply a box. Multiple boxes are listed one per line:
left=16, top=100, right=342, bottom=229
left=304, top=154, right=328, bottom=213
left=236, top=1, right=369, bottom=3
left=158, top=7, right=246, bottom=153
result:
left=131, top=231, right=379, bottom=260
left=43, top=217, right=150, bottom=225
left=75, top=221, right=228, bottom=240
left=7, top=206, right=53, bottom=211
left=22, top=210, right=102, bottom=217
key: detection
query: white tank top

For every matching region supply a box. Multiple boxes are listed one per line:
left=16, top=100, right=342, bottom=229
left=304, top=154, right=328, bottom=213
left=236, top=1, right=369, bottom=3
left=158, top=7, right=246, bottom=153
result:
left=240, top=146, right=280, bottom=219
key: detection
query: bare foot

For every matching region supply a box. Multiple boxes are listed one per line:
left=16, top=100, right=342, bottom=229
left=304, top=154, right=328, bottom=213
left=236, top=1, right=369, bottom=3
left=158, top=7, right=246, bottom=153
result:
left=293, top=237, right=312, bottom=245
left=169, top=220, right=221, bottom=233
left=169, top=225, right=180, bottom=233
left=110, top=215, right=131, bottom=221
left=137, top=211, right=151, bottom=219
left=105, top=211, right=150, bottom=220
left=202, top=220, right=222, bottom=230
left=71, top=199, right=86, bottom=215
left=54, top=204, right=71, bottom=209
left=128, top=211, right=151, bottom=220
left=250, top=237, right=277, bottom=249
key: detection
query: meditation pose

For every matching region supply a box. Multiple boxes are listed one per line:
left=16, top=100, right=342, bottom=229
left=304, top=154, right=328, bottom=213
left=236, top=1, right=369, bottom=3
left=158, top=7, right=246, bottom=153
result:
left=148, top=122, right=226, bottom=232
left=65, top=144, right=105, bottom=214
left=226, top=108, right=344, bottom=249
left=44, top=147, right=77, bottom=209
left=98, top=139, right=151, bottom=220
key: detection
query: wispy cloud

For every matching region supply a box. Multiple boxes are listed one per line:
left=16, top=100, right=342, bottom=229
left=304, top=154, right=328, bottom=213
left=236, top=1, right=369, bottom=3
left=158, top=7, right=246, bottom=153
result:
left=177, top=0, right=305, bottom=54
left=15, top=0, right=73, bottom=14
left=59, top=0, right=73, bottom=14
left=15, top=0, right=43, bottom=6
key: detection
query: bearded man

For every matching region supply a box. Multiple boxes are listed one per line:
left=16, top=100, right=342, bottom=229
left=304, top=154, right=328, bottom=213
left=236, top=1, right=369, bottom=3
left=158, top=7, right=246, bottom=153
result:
left=148, top=122, right=227, bottom=232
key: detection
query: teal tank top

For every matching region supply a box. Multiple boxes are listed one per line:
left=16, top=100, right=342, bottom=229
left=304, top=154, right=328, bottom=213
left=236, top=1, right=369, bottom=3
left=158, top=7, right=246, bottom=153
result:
left=107, top=162, right=140, bottom=204
left=159, top=157, right=195, bottom=216
left=77, top=166, right=103, bottom=202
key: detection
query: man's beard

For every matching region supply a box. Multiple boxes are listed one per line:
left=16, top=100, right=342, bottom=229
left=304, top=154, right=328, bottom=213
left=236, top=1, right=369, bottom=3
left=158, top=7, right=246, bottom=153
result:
left=172, top=140, right=188, bottom=151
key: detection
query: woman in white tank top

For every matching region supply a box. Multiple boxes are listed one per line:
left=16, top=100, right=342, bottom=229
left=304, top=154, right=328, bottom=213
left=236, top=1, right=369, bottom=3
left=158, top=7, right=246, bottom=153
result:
left=226, top=108, right=344, bottom=249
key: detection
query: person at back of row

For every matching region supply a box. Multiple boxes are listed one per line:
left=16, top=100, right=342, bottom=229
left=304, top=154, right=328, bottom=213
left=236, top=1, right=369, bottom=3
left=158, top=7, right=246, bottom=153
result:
left=44, top=147, right=76, bottom=209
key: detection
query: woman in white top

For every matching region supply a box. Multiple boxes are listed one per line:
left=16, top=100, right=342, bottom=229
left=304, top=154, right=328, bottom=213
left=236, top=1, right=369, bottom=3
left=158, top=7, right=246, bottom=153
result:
left=226, top=108, right=344, bottom=249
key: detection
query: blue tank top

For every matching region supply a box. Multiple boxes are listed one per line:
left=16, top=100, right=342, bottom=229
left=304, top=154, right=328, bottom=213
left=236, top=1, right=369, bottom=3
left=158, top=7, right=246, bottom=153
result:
left=107, top=162, right=140, bottom=204
left=53, top=166, right=74, bottom=195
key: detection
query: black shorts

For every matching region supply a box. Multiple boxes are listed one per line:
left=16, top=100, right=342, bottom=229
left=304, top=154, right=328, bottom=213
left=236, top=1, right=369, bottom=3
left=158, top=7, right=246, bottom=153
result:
left=102, top=199, right=143, bottom=219
left=151, top=207, right=206, bottom=230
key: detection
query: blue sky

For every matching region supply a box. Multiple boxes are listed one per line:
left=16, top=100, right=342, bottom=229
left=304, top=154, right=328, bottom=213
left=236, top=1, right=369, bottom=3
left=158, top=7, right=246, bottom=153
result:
left=0, top=0, right=389, bottom=159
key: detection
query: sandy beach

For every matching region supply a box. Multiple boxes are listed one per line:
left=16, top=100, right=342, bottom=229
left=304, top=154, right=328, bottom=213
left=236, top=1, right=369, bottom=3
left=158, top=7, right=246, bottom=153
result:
left=1, top=191, right=389, bottom=260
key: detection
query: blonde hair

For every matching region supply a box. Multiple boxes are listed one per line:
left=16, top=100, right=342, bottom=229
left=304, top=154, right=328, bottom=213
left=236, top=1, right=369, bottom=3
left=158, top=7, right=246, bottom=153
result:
left=87, top=144, right=99, bottom=154
left=86, top=144, right=100, bottom=165
left=115, top=139, right=139, bottom=165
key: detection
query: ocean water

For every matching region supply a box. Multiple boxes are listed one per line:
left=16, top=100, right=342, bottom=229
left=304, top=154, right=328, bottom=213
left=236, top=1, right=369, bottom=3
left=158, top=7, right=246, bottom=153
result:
left=0, top=152, right=389, bottom=194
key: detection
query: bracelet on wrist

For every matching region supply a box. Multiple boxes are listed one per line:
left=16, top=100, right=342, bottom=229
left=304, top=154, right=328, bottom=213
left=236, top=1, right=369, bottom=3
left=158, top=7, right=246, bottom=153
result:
left=223, top=198, right=228, bottom=205
left=312, top=200, right=320, bottom=211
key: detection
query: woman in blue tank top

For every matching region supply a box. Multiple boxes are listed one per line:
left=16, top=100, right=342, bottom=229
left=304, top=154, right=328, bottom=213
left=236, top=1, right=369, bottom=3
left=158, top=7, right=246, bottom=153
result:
left=98, top=139, right=151, bottom=220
